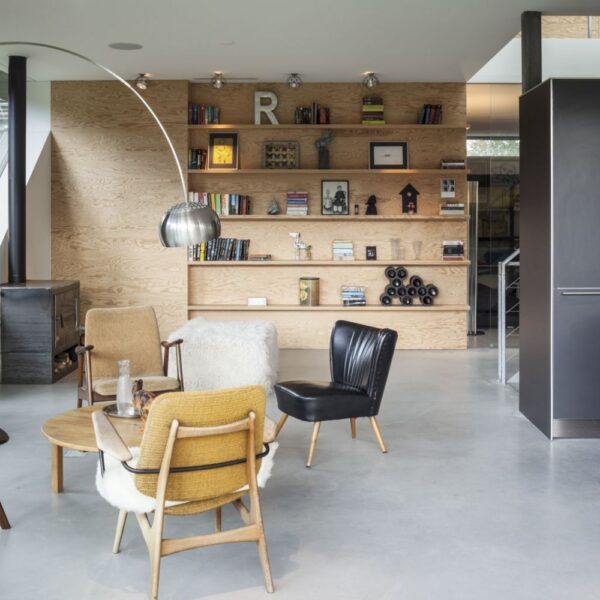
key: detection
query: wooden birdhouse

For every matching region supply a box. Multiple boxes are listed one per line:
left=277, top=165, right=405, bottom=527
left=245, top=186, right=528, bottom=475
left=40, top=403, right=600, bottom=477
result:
left=399, top=183, right=420, bottom=214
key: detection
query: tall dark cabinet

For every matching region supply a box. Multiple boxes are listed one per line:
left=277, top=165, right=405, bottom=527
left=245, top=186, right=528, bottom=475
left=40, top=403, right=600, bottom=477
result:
left=0, top=281, right=80, bottom=384
left=520, top=79, right=600, bottom=438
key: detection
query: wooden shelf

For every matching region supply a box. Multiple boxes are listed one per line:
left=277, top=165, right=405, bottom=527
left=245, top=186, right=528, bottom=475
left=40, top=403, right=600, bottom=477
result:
left=188, top=168, right=467, bottom=175
left=188, top=123, right=468, bottom=131
left=218, top=214, right=467, bottom=222
left=187, top=304, right=470, bottom=312
left=188, top=260, right=470, bottom=267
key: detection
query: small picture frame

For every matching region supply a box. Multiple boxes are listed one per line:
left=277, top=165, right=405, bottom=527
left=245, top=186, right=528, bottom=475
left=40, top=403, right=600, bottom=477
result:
left=441, top=178, right=456, bottom=198
left=321, top=180, right=349, bottom=215
left=262, top=141, right=300, bottom=169
left=366, top=246, right=377, bottom=260
left=369, top=141, right=409, bottom=169
left=208, top=133, right=239, bottom=169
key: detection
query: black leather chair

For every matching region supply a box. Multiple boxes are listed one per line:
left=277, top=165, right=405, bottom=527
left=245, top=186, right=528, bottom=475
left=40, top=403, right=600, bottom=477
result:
left=0, top=428, right=10, bottom=529
left=274, top=320, right=397, bottom=467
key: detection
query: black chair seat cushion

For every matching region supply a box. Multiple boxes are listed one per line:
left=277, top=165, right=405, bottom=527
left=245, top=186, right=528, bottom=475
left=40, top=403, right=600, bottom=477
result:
left=274, top=381, right=374, bottom=422
left=0, top=429, right=8, bottom=445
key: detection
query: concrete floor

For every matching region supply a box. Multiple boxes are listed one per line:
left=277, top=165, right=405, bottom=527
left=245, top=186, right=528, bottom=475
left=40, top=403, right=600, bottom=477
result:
left=1, top=347, right=600, bottom=600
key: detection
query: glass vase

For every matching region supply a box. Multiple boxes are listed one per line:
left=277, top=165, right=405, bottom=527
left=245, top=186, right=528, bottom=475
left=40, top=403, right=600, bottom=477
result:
left=116, top=359, right=133, bottom=416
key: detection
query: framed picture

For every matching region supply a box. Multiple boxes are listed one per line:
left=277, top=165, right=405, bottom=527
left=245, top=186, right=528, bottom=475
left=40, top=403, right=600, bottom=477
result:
left=321, top=180, right=349, bottom=215
left=441, top=177, right=456, bottom=198
left=208, top=133, right=238, bottom=169
left=262, top=141, right=300, bottom=169
left=366, top=246, right=377, bottom=260
left=369, top=141, right=409, bottom=169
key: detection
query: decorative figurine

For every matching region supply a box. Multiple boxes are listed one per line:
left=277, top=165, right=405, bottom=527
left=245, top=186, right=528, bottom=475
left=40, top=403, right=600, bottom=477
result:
left=132, top=379, right=156, bottom=422
left=354, top=203, right=359, bottom=215
left=289, top=232, right=312, bottom=261
left=366, top=195, right=378, bottom=215
left=315, top=130, right=332, bottom=169
left=399, top=183, right=420, bottom=214
left=267, top=198, right=280, bottom=215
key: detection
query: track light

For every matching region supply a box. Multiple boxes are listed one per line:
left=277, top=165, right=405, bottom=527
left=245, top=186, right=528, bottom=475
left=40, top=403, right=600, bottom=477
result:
left=362, top=72, right=380, bottom=89
left=135, top=73, right=150, bottom=90
left=210, top=72, right=226, bottom=89
left=286, top=73, right=303, bottom=89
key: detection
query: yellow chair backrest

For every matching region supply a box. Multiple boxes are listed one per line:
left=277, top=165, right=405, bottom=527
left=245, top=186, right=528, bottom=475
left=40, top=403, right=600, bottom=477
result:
left=85, top=306, right=164, bottom=380
left=135, top=386, right=266, bottom=502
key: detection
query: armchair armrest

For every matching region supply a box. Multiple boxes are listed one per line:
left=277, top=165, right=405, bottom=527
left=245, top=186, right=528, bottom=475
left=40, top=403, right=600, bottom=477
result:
left=161, top=338, right=183, bottom=349
left=161, top=339, right=184, bottom=391
left=91, top=411, right=133, bottom=462
left=75, top=344, right=94, bottom=355
left=263, top=416, right=277, bottom=444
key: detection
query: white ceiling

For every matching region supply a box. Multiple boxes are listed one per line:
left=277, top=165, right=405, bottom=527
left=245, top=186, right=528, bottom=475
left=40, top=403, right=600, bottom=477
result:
left=0, top=0, right=598, bottom=83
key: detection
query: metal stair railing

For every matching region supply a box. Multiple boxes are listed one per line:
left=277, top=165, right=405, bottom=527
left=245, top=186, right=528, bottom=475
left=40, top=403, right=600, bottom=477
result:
left=498, top=248, right=520, bottom=384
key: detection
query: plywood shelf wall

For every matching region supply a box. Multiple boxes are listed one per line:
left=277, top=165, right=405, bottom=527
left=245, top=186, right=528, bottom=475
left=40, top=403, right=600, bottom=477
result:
left=187, top=82, right=468, bottom=349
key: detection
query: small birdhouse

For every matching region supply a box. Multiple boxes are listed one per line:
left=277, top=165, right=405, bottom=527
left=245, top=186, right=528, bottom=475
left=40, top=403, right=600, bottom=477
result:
left=399, top=184, right=420, bottom=214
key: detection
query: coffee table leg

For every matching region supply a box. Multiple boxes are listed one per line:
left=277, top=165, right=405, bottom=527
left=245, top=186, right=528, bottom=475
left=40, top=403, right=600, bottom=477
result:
left=51, top=444, right=64, bottom=493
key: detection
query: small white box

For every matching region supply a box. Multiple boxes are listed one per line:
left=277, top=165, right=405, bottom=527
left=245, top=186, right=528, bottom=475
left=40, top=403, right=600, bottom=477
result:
left=247, top=297, right=268, bottom=306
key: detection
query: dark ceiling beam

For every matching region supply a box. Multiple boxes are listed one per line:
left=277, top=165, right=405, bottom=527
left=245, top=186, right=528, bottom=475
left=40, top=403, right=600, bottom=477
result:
left=522, top=11, right=542, bottom=93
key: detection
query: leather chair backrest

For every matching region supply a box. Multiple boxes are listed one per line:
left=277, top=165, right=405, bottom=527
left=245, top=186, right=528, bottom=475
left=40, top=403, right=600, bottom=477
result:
left=330, top=320, right=398, bottom=414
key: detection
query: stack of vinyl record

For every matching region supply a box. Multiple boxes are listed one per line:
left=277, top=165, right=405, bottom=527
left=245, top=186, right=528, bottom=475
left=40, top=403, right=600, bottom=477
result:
left=379, top=265, right=439, bottom=306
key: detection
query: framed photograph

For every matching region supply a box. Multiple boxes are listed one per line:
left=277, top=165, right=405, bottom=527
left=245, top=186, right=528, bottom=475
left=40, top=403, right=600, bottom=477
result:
left=321, top=180, right=349, bottom=215
left=262, top=141, right=299, bottom=169
left=208, top=133, right=238, bottom=169
left=366, top=246, right=377, bottom=260
left=369, top=141, right=409, bottom=169
left=441, top=178, right=456, bottom=198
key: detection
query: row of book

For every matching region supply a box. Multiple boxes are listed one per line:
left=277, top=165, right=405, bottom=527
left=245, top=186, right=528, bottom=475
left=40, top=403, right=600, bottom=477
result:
left=341, top=286, right=366, bottom=306
left=188, top=148, right=207, bottom=170
left=294, top=104, right=330, bottom=124
left=287, top=191, right=309, bottom=215
left=362, top=96, right=385, bottom=125
left=442, top=240, right=465, bottom=261
left=332, top=240, right=354, bottom=260
left=441, top=159, right=466, bottom=169
left=188, top=191, right=251, bottom=215
left=440, top=202, right=465, bottom=215
left=418, top=104, right=443, bottom=124
left=188, top=103, right=220, bottom=125
left=188, top=238, right=250, bottom=262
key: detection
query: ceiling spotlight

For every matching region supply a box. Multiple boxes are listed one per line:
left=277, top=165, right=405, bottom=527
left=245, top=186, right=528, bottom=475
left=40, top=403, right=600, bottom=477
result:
left=108, top=42, right=143, bottom=51
left=362, top=72, right=380, bottom=89
left=210, top=72, right=226, bottom=89
left=135, top=73, right=150, bottom=90
left=286, top=73, right=303, bottom=89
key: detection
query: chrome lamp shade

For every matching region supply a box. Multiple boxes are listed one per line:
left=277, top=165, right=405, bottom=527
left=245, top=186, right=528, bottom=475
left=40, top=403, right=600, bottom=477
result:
left=159, top=202, right=221, bottom=247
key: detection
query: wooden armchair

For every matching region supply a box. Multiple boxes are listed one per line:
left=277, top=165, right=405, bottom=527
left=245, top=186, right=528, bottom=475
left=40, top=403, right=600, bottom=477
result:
left=92, top=385, right=274, bottom=599
left=77, top=306, right=183, bottom=408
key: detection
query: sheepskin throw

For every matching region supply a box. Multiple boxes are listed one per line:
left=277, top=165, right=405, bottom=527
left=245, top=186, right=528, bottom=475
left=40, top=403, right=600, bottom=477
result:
left=168, top=317, right=279, bottom=399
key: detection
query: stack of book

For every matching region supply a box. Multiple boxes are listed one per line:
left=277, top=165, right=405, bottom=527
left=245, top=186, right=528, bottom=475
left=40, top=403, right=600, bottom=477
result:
left=332, top=240, right=355, bottom=260
left=341, top=286, right=366, bottom=306
left=442, top=240, right=465, bottom=261
left=294, top=104, right=330, bottom=124
left=188, top=103, right=220, bottom=125
left=440, top=202, right=465, bottom=215
left=188, top=148, right=207, bottom=170
left=361, top=97, right=385, bottom=125
left=286, top=192, right=309, bottom=215
left=188, top=191, right=251, bottom=215
left=418, top=104, right=443, bottom=124
left=441, top=159, right=466, bottom=169
left=188, top=238, right=250, bottom=262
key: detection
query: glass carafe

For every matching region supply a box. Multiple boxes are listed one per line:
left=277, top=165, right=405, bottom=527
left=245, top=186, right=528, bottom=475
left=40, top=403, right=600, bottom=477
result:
left=116, top=360, right=133, bottom=416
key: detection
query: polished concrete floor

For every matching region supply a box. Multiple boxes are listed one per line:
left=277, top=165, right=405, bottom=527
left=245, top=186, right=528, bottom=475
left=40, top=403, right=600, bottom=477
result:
left=2, top=345, right=600, bottom=599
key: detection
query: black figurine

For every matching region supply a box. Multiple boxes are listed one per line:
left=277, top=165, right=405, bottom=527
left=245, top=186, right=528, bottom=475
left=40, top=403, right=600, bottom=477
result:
left=365, top=195, right=378, bottom=215
left=399, top=184, right=420, bottom=214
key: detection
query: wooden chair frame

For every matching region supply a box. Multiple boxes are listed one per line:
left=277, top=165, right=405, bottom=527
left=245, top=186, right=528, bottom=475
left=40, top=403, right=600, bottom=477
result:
left=93, top=410, right=274, bottom=599
left=76, top=337, right=184, bottom=408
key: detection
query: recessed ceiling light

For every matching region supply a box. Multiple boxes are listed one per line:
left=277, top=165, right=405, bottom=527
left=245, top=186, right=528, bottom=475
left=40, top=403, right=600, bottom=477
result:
left=108, top=42, right=143, bottom=51
left=219, top=40, right=235, bottom=46
left=362, top=72, right=380, bottom=89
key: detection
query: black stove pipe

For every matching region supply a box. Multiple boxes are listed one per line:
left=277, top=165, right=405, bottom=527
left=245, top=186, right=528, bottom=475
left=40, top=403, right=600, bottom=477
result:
left=8, top=56, right=27, bottom=285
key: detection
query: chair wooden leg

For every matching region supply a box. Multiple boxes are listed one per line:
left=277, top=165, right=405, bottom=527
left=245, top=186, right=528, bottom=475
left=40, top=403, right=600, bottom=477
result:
left=112, top=509, right=128, bottom=553
left=274, top=414, right=288, bottom=438
left=0, top=502, right=10, bottom=530
left=256, top=530, right=275, bottom=593
left=350, top=418, right=357, bottom=439
left=215, top=507, right=222, bottom=532
left=306, top=422, right=321, bottom=468
left=369, top=417, right=387, bottom=453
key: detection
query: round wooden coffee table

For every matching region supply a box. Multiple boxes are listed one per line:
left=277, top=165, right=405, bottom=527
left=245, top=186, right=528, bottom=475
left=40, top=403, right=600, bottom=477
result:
left=42, top=403, right=143, bottom=493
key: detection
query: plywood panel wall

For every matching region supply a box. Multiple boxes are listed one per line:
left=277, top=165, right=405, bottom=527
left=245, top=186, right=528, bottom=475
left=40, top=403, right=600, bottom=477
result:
left=51, top=81, right=188, bottom=335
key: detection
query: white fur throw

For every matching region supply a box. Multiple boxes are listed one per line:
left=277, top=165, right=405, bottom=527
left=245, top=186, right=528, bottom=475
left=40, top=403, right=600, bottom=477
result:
left=168, top=317, right=279, bottom=399
left=96, top=443, right=278, bottom=514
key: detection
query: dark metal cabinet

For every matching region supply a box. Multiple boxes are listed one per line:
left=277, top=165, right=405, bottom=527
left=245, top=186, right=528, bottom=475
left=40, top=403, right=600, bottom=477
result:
left=0, top=280, right=80, bottom=384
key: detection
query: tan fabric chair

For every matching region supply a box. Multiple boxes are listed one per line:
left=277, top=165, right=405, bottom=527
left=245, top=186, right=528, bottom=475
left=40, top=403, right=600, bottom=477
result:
left=77, top=306, right=183, bottom=407
left=92, top=386, right=274, bottom=599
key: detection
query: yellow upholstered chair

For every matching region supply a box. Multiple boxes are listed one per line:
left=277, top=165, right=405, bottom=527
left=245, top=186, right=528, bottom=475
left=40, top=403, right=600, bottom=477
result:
left=77, top=306, right=183, bottom=407
left=92, top=385, right=275, bottom=599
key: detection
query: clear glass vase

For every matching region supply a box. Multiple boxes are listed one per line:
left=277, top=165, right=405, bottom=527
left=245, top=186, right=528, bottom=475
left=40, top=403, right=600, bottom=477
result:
left=116, top=359, right=133, bottom=416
